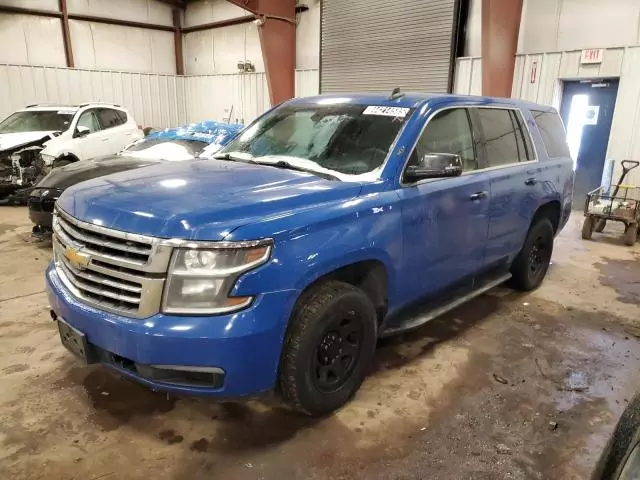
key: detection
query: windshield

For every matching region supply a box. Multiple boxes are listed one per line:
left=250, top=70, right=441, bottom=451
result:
left=121, top=138, right=208, bottom=161
left=219, top=103, right=413, bottom=180
left=0, top=110, right=74, bottom=133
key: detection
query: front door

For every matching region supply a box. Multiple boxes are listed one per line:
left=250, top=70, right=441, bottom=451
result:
left=74, top=108, right=112, bottom=160
left=397, top=107, right=491, bottom=305
left=560, top=79, right=619, bottom=205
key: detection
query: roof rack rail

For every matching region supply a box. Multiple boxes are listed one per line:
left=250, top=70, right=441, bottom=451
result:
left=25, top=103, right=78, bottom=108
left=78, top=102, right=121, bottom=108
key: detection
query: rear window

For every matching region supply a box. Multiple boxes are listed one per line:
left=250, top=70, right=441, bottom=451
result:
left=531, top=110, right=570, bottom=158
left=97, top=108, right=126, bottom=129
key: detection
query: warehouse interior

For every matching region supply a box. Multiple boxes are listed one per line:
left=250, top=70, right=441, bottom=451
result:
left=1, top=0, right=640, bottom=479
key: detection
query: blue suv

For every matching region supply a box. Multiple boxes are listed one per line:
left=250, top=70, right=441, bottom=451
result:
left=46, top=93, right=574, bottom=416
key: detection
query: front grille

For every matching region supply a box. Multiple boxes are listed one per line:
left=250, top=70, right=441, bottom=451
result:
left=52, top=208, right=172, bottom=318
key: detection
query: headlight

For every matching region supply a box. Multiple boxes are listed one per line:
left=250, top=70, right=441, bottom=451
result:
left=40, top=153, right=56, bottom=167
left=162, top=242, right=272, bottom=315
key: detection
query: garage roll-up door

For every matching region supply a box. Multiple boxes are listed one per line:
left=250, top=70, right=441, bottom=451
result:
left=320, top=0, right=457, bottom=94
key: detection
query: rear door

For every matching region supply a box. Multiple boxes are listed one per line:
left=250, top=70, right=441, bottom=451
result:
left=96, top=108, right=138, bottom=153
left=397, top=107, right=491, bottom=303
left=470, top=107, right=539, bottom=269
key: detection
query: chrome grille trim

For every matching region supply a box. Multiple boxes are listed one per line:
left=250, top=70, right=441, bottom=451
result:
left=52, top=207, right=169, bottom=318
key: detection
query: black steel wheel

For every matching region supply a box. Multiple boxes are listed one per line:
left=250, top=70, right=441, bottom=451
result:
left=279, top=281, right=377, bottom=416
left=582, top=216, right=595, bottom=239
left=511, top=217, right=555, bottom=291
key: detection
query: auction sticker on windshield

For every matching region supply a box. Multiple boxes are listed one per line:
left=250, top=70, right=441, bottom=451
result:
left=363, top=106, right=410, bottom=117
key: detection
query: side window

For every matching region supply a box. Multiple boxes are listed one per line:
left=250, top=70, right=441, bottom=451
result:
left=76, top=109, right=100, bottom=134
left=475, top=108, right=520, bottom=167
left=115, top=110, right=128, bottom=124
left=511, top=110, right=535, bottom=161
left=411, top=108, right=477, bottom=172
left=531, top=110, right=571, bottom=158
left=97, top=109, right=125, bottom=130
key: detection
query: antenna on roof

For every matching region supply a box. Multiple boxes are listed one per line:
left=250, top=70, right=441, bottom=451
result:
left=389, top=87, right=404, bottom=101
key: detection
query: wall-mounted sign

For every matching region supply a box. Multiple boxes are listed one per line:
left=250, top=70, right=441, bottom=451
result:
left=580, top=49, right=604, bottom=64
left=530, top=60, right=538, bottom=83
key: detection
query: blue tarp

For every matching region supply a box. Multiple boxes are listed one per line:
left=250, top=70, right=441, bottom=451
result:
left=146, top=121, right=244, bottom=146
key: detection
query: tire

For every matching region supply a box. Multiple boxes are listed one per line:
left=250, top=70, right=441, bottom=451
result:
left=595, top=219, right=607, bottom=232
left=279, top=280, right=377, bottom=416
left=582, top=217, right=595, bottom=240
left=511, top=217, right=555, bottom=291
left=593, top=393, right=640, bottom=480
left=625, top=224, right=638, bottom=246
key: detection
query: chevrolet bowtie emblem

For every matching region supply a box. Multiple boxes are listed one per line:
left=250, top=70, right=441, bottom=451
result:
left=64, top=246, right=91, bottom=270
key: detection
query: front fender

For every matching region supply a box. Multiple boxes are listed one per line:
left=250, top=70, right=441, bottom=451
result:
left=230, top=187, right=404, bottom=307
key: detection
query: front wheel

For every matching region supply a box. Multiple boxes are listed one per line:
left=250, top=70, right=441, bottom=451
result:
left=511, top=217, right=554, bottom=291
left=279, top=281, right=377, bottom=416
left=582, top=216, right=595, bottom=240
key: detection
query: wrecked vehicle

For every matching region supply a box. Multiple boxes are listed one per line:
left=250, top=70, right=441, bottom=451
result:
left=0, top=103, right=142, bottom=203
left=29, top=121, right=243, bottom=236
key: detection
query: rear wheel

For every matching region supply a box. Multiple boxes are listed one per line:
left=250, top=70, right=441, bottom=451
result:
left=279, top=281, right=377, bottom=416
left=511, top=218, right=554, bottom=291
left=582, top=216, right=595, bottom=240
left=624, top=224, right=638, bottom=246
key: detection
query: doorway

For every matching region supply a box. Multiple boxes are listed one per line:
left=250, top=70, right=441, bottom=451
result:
left=559, top=79, right=619, bottom=206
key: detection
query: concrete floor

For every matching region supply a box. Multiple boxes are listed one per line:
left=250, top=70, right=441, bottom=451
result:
left=0, top=207, right=639, bottom=480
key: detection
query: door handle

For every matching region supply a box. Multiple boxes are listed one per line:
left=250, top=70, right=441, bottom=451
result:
left=525, top=177, right=537, bottom=186
left=469, top=191, right=488, bottom=201
left=101, top=138, right=109, bottom=142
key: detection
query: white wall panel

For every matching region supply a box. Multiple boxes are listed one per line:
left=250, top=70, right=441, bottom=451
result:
left=183, top=23, right=263, bottom=75
left=0, top=64, right=187, bottom=129
left=0, top=15, right=66, bottom=67
left=295, top=69, right=320, bottom=97
left=185, top=73, right=270, bottom=125
left=518, top=0, right=640, bottom=54
left=68, top=0, right=173, bottom=25
left=69, top=21, right=175, bottom=74
left=297, top=0, right=320, bottom=70
left=457, top=46, right=640, bottom=187
left=1, top=0, right=57, bottom=8
left=452, top=57, right=481, bottom=95
left=184, top=0, right=247, bottom=27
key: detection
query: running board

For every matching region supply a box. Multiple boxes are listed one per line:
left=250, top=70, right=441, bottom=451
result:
left=381, top=273, right=512, bottom=337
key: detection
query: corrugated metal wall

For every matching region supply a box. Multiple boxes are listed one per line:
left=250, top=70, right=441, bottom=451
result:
left=454, top=46, right=640, bottom=187
left=320, top=0, right=457, bottom=93
left=0, top=64, right=187, bottom=129
left=0, top=64, right=321, bottom=128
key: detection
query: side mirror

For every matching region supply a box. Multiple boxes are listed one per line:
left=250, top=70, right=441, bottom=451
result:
left=404, top=153, right=463, bottom=183
left=74, top=126, right=91, bottom=138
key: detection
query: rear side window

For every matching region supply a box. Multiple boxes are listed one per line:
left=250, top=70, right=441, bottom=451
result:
left=531, top=110, right=570, bottom=158
left=97, top=108, right=126, bottom=129
left=475, top=109, right=521, bottom=167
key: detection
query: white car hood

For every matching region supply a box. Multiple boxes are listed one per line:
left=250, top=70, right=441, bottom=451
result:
left=0, top=131, right=54, bottom=151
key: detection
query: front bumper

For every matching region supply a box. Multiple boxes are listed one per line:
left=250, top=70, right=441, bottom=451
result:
left=46, top=263, right=297, bottom=397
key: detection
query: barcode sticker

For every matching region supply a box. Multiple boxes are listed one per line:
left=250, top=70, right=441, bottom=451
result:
left=363, top=106, right=410, bottom=117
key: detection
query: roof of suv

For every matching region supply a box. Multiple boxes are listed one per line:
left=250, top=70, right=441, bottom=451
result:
left=22, top=103, right=124, bottom=112
left=288, top=93, right=556, bottom=113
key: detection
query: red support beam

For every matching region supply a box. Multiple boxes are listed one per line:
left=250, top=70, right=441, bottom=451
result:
left=181, top=15, right=255, bottom=34
left=481, top=0, right=523, bottom=97
left=59, top=0, right=74, bottom=68
left=172, top=8, right=184, bottom=75
left=227, top=0, right=296, bottom=106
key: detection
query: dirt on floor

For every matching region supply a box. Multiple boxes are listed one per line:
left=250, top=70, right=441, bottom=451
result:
left=0, top=207, right=639, bottom=480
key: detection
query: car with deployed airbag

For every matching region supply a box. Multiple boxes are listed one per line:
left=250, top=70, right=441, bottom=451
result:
left=46, top=92, right=574, bottom=416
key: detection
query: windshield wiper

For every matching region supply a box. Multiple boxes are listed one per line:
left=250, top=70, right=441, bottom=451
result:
left=254, top=160, right=340, bottom=181
left=213, top=152, right=256, bottom=163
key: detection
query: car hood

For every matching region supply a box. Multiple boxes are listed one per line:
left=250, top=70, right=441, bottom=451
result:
left=0, top=131, right=55, bottom=151
left=36, top=155, right=163, bottom=190
left=57, top=159, right=364, bottom=240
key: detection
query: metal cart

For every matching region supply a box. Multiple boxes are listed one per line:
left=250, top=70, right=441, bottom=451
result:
left=581, top=160, right=640, bottom=246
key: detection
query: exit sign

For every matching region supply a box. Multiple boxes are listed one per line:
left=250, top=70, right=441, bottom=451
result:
left=580, top=49, right=604, bottom=64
